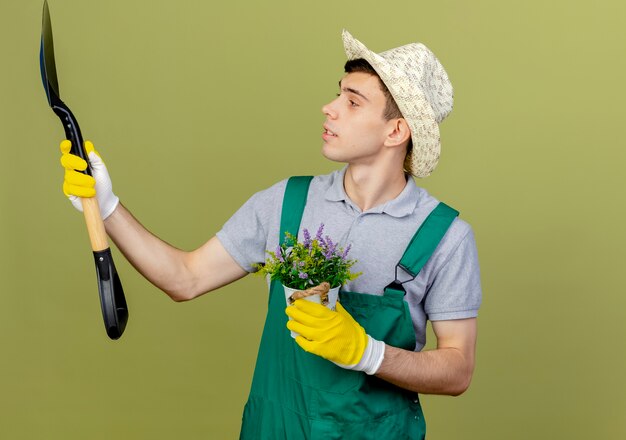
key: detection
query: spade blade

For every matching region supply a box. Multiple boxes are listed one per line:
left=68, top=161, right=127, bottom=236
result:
left=40, top=0, right=61, bottom=107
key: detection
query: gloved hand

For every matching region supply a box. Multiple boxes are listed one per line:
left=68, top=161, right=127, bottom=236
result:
left=60, top=140, right=119, bottom=220
left=285, top=300, right=385, bottom=375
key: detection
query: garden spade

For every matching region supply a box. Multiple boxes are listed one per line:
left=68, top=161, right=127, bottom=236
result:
left=39, top=0, right=128, bottom=339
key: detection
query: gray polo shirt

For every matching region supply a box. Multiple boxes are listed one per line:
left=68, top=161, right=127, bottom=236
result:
left=217, top=166, right=482, bottom=351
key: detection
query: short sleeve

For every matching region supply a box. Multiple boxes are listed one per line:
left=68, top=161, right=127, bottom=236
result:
left=216, top=179, right=287, bottom=273
left=424, top=228, right=482, bottom=321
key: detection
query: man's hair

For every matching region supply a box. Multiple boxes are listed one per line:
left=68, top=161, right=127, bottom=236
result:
left=344, top=58, right=413, bottom=155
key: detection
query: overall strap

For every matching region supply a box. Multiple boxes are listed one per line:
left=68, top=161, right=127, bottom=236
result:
left=385, top=202, right=459, bottom=296
left=279, top=176, right=314, bottom=245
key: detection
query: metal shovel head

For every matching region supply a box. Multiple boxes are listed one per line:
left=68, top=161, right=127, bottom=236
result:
left=40, top=0, right=60, bottom=107
left=39, top=0, right=90, bottom=166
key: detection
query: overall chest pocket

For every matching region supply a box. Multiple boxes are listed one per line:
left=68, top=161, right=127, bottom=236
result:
left=340, top=290, right=416, bottom=351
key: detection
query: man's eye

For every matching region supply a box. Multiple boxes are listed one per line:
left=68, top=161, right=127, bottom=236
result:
left=334, top=92, right=357, bottom=107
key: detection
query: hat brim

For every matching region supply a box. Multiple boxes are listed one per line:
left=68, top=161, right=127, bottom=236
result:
left=342, top=30, right=440, bottom=178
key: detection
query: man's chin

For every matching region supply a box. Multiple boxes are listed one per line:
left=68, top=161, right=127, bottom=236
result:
left=321, top=145, right=347, bottom=164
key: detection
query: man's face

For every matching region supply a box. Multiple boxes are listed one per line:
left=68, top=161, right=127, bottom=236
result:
left=321, top=72, right=392, bottom=166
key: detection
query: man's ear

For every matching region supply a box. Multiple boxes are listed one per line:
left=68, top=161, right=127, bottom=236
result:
left=383, top=118, right=411, bottom=148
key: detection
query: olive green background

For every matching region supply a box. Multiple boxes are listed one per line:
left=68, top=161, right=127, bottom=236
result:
left=1, top=0, right=625, bottom=438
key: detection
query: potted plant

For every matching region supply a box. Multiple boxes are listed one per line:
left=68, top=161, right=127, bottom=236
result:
left=255, top=224, right=361, bottom=319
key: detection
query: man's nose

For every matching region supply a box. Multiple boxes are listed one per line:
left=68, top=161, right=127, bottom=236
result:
left=322, top=97, right=339, bottom=119
left=322, top=101, right=337, bottom=119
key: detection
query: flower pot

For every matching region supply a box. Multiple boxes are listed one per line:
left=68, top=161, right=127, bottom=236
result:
left=283, top=283, right=340, bottom=338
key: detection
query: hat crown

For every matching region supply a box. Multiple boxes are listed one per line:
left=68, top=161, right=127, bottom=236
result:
left=378, top=43, right=453, bottom=124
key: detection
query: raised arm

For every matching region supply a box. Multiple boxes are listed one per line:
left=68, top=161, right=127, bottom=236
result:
left=104, top=205, right=247, bottom=301
left=60, top=140, right=248, bottom=302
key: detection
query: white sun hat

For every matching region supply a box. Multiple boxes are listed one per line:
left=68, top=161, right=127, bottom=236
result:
left=342, top=30, right=454, bottom=178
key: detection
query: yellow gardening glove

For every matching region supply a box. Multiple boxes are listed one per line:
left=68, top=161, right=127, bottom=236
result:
left=286, top=300, right=385, bottom=374
left=59, top=140, right=119, bottom=219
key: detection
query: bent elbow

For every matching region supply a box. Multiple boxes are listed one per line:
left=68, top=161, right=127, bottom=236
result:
left=166, top=291, right=187, bottom=302
left=170, top=292, right=190, bottom=302
left=168, top=285, right=209, bottom=302
left=450, top=373, right=473, bottom=397
left=164, top=286, right=194, bottom=302
left=163, top=276, right=204, bottom=302
left=450, top=384, right=469, bottom=397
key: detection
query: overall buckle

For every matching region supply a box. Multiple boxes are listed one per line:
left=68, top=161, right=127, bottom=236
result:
left=384, top=264, right=416, bottom=296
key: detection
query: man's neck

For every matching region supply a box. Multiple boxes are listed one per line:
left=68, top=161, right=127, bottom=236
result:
left=343, top=163, right=408, bottom=213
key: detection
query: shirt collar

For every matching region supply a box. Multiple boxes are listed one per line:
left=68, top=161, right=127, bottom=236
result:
left=324, top=166, right=349, bottom=203
left=324, top=166, right=420, bottom=218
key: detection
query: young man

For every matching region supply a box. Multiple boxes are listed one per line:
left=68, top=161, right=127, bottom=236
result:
left=60, top=30, right=481, bottom=439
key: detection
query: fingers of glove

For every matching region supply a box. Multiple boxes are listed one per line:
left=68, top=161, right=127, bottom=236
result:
left=285, top=304, right=333, bottom=329
left=335, top=301, right=347, bottom=314
left=60, top=140, right=103, bottom=167
left=63, top=166, right=96, bottom=198
left=286, top=319, right=323, bottom=342
left=64, top=168, right=96, bottom=187
left=292, top=298, right=336, bottom=319
left=60, top=139, right=100, bottom=156
left=335, top=301, right=359, bottom=324
left=60, top=151, right=88, bottom=171
left=294, top=335, right=322, bottom=356
left=84, top=141, right=104, bottom=161
left=60, top=139, right=72, bottom=154
left=63, top=180, right=96, bottom=198
left=84, top=140, right=94, bottom=155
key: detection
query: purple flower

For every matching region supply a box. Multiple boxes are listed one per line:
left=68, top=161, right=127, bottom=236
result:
left=325, top=236, right=337, bottom=256
left=303, top=228, right=312, bottom=249
left=315, top=224, right=324, bottom=239
left=322, top=237, right=336, bottom=259
left=275, top=245, right=284, bottom=263
left=298, top=261, right=305, bottom=267
left=315, top=224, right=325, bottom=245
left=298, top=272, right=308, bottom=279
left=341, top=244, right=352, bottom=259
left=325, top=235, right=334, bottom=249
left=315, top=223, right=324, bottom=240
